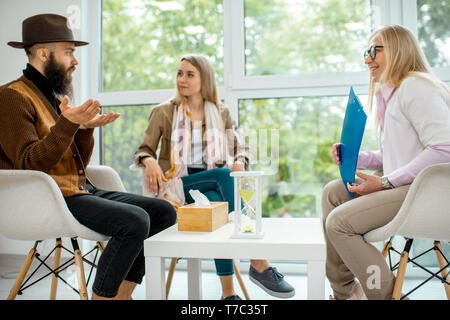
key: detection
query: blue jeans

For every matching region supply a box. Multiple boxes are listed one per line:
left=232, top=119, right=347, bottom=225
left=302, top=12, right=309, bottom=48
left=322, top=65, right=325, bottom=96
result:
left=182, top=167, right=235, bottom=276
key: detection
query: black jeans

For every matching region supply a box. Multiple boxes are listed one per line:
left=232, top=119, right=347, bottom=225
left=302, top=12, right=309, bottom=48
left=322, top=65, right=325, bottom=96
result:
left=65, top=184, right=177, bottom=298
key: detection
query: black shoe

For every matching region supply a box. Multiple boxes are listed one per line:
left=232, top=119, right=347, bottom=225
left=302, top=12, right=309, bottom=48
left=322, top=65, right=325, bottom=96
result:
left=221, top=294, right=242, bottom=300
left=249, top=265, right=295, bottom=298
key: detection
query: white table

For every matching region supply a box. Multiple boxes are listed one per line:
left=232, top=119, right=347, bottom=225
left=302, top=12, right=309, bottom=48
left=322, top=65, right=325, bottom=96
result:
left=144, top=218, right=326, bottom=300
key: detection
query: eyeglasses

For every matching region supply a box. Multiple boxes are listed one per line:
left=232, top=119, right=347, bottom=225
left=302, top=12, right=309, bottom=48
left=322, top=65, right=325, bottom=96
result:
left=364, top=45, right=384, bottom=60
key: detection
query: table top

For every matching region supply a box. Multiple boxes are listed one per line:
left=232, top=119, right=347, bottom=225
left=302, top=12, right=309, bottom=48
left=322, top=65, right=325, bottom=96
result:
left=144, top=218, right=325, bottom=261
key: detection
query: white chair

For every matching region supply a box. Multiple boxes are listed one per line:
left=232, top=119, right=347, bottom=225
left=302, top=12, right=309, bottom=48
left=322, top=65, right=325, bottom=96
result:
left=0, top=165, right=126, bottom=300
left=364, top=162, right=450, bottom=300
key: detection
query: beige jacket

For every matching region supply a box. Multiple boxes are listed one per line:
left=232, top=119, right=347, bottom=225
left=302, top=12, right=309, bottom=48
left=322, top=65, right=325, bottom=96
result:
left=134, top=100, right=249, bottom=173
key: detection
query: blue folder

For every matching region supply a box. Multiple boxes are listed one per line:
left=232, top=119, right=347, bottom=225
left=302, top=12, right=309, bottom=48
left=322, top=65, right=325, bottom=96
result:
left=339, top=87, right=367, bottom=198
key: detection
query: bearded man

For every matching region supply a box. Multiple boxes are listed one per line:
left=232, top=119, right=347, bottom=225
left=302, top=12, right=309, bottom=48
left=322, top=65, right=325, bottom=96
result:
left=0, top=14, right=176, bottom=300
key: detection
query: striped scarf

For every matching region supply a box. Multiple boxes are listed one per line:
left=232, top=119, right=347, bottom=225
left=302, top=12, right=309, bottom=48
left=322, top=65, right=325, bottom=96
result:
left=157, top=101, right=227, bottom=208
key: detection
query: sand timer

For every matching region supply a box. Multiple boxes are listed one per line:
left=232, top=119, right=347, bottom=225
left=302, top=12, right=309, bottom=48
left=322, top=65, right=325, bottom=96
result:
left=230, top=171, right=264, bottom=239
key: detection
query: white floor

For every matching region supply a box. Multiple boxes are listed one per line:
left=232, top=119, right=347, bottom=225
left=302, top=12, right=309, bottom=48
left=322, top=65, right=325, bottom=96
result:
left=0, top=254, right=447, bottom=300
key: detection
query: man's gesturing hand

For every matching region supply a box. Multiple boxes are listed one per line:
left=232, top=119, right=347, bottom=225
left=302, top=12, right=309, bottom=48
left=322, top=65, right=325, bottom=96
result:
left=59, top=95, right=101, bottom=125
left=80, top=112, right=120, bottom=129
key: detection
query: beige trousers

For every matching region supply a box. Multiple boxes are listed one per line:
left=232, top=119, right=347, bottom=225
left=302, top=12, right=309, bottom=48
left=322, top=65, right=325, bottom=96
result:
left=321, top=179, right=410, bottom=300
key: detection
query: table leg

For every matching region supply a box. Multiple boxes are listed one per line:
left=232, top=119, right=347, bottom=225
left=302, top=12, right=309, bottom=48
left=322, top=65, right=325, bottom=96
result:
left=307, top=260, right=325, bottom=300
left=187, top=258, right=202, bottom=300
left=145, top=256, right=166, bottom=300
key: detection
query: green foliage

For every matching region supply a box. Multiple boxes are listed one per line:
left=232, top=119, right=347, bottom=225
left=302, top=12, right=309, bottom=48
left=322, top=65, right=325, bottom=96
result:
left=244, top=0, right=371, bottom=75
left=313, top=138, right=340, bottom=184
left=102, top=0, right=224, bottom=91
left=238, top=95, right=374, bottom=217
left=102, top=104, right=156, bottom=193
left=417, top=0, right=450, bottom=67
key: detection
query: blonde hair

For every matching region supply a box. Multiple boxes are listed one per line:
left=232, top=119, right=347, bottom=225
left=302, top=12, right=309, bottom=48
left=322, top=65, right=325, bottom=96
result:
left=172, top=54, right=220, bottom=108
left=367, top=25, right=449, bottom=127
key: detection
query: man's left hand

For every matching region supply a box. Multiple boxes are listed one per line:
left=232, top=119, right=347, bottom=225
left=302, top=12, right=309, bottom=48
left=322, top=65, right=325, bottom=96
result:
left=80, top=112, right=120, bottom=129
left=347, top=171, right=383, bottom=196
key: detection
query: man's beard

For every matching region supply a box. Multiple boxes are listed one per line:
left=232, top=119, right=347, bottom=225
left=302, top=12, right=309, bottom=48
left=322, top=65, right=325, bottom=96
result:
left=44, top=53, right=74, bottom=100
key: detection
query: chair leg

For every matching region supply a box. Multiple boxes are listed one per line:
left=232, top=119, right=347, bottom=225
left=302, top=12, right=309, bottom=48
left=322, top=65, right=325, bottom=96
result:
left=96, top=241, right=105, bottom=252
left=233, top=259, right=250, bottom=300
left=392, top=238, right=413, bottom=300
left=7, top=242, right=39, bottom=300
left=434, top=241, right=450, bottom=300
left=381, top=238, right=393, bottom=258
left=163, top=258, right=252, bottom=300
left=166, top=258, right=178, bottom=299
left=50, top=238, right=62, bottom=300
left=71, top=238, right=89, bottom=300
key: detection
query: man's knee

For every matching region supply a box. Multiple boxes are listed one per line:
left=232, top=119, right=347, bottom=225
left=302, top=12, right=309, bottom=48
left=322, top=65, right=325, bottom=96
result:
left=123, top=207, right=151, bottom=240
left=145, top=197, right=177, bottom=227
left=160, top=199, right=177, bottom=227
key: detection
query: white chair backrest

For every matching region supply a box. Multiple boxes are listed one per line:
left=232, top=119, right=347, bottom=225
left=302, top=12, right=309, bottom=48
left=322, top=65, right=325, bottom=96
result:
left=0, top=166, right=123, bottom=242
left=0, top=170, right=79, bottom=240
left=396, top=162, right=450, bottom=242
left=87, top=165, right=126, bottom=192
left=364, top=162, right=450, bottom=242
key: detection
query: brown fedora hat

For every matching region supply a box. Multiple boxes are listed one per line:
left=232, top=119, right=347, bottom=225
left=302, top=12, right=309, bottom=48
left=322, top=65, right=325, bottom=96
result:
left=8, top=13, right=89, bottom=49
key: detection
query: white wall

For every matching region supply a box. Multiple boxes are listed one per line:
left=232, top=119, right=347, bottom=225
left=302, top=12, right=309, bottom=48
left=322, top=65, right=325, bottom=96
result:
left=0, top=0, right=92, bottom=255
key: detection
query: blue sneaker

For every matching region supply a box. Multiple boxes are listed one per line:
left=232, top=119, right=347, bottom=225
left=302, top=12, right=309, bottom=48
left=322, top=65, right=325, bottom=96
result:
left=249, top=266, right=295, bottom=298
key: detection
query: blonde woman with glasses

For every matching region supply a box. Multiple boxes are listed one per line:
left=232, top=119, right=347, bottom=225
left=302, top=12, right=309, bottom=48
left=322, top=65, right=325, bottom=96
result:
left=323, top=25, right=450, bottom=300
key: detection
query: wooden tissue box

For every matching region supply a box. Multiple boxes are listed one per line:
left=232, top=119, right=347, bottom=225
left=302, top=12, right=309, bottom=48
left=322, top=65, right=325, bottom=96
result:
left=178, top=201, right=228, bottom=232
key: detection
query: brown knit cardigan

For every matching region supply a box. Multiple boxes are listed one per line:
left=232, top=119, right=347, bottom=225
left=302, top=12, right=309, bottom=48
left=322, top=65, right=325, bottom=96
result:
left=0, top=76, right=94, bottom=197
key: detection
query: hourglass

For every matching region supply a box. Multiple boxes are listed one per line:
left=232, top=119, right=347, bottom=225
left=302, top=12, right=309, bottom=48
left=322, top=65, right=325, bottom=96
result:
left=230, top=171, right=264, bottom=239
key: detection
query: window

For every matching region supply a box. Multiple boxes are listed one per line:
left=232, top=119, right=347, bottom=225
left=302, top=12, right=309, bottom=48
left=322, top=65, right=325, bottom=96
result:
left=102, top=0, right=224, bottom=92
left=102, top=104, right=156, bottom=193
left=417, top=0, right=450, bottom=68
left=244, top=0, right=372, bottom=76
left=239, top=94, right=378, bottom=217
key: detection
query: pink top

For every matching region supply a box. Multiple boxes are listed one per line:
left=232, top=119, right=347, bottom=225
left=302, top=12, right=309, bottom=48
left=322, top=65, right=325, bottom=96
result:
left=357, top=85, right=450, bottom=187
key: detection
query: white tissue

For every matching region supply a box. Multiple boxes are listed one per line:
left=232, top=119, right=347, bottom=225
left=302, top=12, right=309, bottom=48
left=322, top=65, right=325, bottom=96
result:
left=189, top=189, right=211, bottom=207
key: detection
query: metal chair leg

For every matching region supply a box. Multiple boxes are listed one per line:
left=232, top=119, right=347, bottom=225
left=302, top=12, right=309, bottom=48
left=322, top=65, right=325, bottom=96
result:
left=50, top=238, right=62, bottom=300
left=392, top=238, right=413, bottom=300
left=434, top=241, right=450, bottom=300
left=71, top=238, right=89, bottom=300
left=7, top=241, right=39, bottom=300
left=233, top=259, right=250, bottom=300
